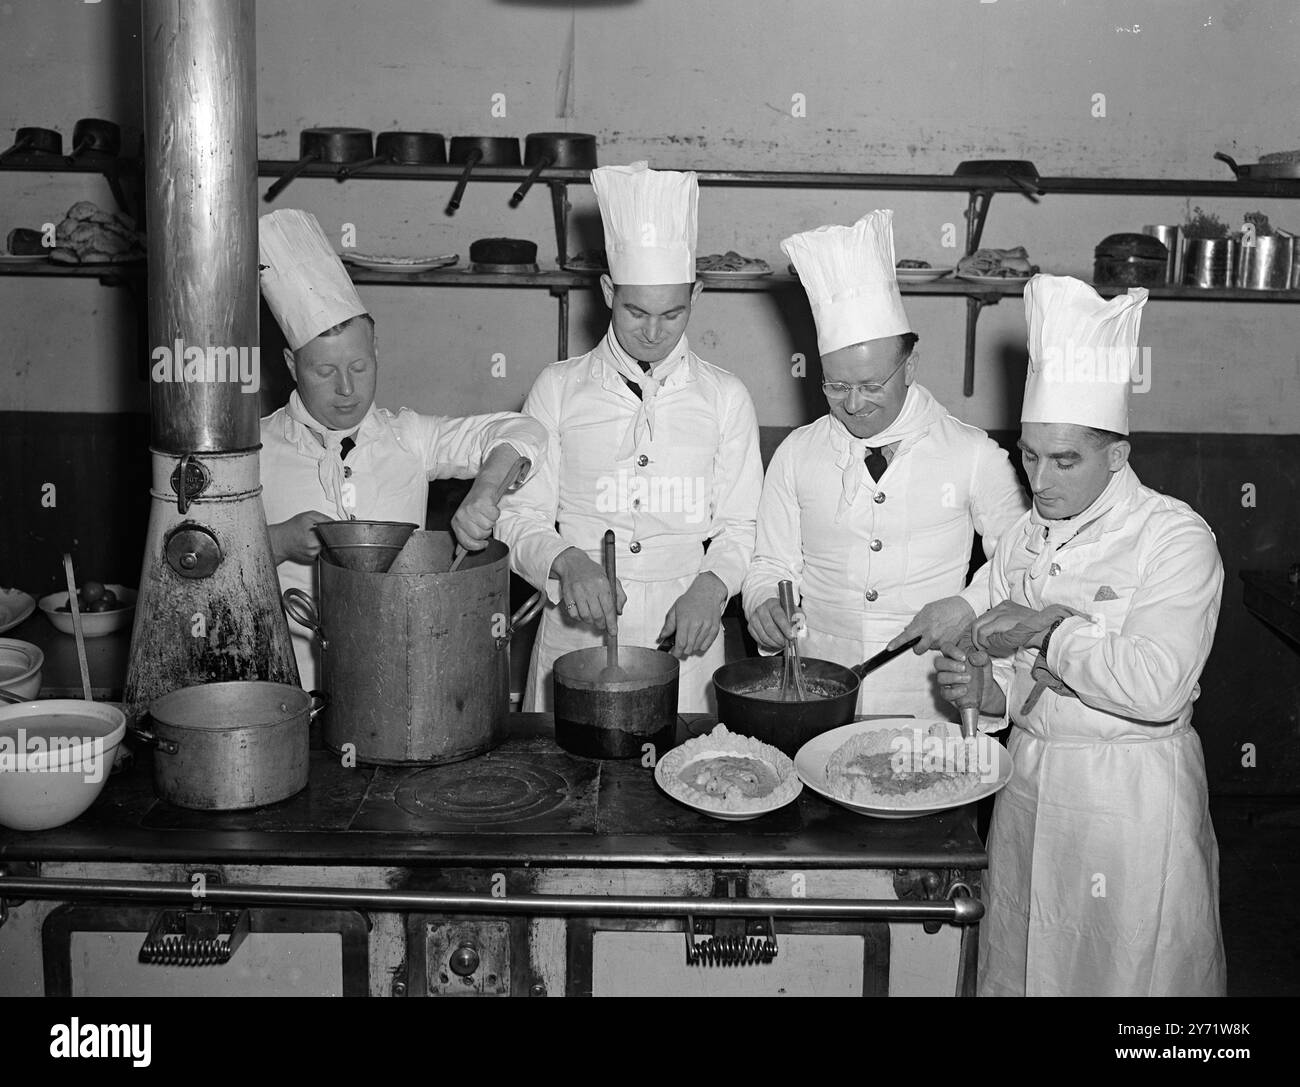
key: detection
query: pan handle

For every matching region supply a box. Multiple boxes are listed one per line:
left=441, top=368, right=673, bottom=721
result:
left=282, top=588, right=328, bottom=650
left=1214, top=151, right=1243, bottom=178
left=496, top=591, right=545, bottom=649
left=509, top=155, right=555, bottom=207
left=851, top=636, right=921, bottom=679
left=445, top=148, right=483, bottom=214
left=264, top=149, right=323, bottom=202
left=126, top=724, right=180, bottom=756
left=337, top=153, right=388, bottom=181
left=306, top=690, right=329, bottom=720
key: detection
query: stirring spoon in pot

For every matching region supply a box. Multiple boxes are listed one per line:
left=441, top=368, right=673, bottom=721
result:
left=777, top=580, right=808, bottom=701
left=598, top=529, right=627, bottom=682
left=62, top=553, right=93, bottom=702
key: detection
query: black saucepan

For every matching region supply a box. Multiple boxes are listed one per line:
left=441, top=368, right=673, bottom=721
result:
left=712, top=637, right=921, bottom=756
left=264, top=127, right=374, bottom=201
left=510, top=132, right=598, bottom=207
left=338, top=130, right=447, bottom=179
left=1215, top=151, right=1300, bottom=181
left=445, top=136, right=521, bottom=214
left=0, top=126, right=62, bottom=164
left=66, top=118, right=120, bottom=163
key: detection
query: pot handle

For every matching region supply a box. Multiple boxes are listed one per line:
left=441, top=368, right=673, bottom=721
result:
left=307, top=689, right=329, bottom=720
left=265, top=149, right=323, bottom=202
left=1214, top=151, right=1243, bottom=178
left=445, top=148, right=483, bottom=214
left=496, top=591, right=545, bottom=649
left=127, top=723, right=179, bottom=756
left=282, top=588, right=329, bottom=650
left=509, top=155, right=554, bottom=207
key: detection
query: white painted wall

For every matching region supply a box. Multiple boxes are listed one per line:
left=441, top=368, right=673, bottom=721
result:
left=1, top=0, right=1297, bottom=432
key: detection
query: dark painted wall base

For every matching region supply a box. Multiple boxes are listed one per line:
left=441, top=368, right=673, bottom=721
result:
left=2, top=412, right=1296, bottom=794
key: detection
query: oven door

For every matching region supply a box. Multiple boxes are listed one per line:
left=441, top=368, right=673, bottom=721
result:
left=42, top=904, right=370, bottom=997
left=568, top=916, right=892, bottom=997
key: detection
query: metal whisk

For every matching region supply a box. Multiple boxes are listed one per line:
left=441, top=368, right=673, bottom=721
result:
left=777, top=580, right=809, bottom=702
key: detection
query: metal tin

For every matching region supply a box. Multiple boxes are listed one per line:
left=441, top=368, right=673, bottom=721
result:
left=1236, top=234, right=1293, bottom=290
left=1182, top=237, right=1237, bottom=287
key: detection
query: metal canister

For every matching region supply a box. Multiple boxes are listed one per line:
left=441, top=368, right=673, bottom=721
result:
left=293, top=532, right=541, bottom=766
left=1236, top=233, right=1293, bottom=289
left=1181, top=237, right=1237, bottom=287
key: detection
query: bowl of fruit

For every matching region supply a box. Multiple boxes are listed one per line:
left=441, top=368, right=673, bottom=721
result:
left=38, top=581, right=136, bottom=637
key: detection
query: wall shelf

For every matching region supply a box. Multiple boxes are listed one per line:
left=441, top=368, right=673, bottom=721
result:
left=7, top=157, right=1300, bottom=390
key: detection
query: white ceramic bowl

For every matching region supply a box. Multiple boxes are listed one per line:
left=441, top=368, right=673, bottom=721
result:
left=0, top=639, right=44, bottom=699
left=38, top=584, right=137, bottom=637
left=0, top=700, right=125, bottom=830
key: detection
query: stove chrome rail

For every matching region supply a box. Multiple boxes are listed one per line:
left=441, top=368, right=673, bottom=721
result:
left=0, top=874, right=983, bottom=924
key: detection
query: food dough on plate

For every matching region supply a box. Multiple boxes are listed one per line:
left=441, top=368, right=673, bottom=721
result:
left=657, top=724, right=800, bottom=814
left=825, top=723, right=985, bottom=807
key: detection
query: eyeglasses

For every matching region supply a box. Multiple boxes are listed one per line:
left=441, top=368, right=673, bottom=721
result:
left=821, top=355, right=909, bottom=400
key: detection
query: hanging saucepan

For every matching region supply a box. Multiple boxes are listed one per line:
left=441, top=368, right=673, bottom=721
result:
left=712, top=636, right=921, bottom=756
left=0, top=126, right=62, bottom=164
left=445, top=136, right=521, bottom=214
left=510, top=132, right=598, bottom=207
left=1215, top=151, right=1300, bottom=181
left=338, top=131, right=447, bottom=179
left=131, top=681, right=327, bottom=811
left=66, top=118, right=120, bottom=163
left=264, top=127, right=374, bottom=201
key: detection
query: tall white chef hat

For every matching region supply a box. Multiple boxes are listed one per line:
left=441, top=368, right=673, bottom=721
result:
left=1022, top=274, right=1148, bottom=436
left=592, top=161, right=698, bottom=285
left=781, top=210, right=911, bottom=356
left=259, top=209, right=368, bottom=351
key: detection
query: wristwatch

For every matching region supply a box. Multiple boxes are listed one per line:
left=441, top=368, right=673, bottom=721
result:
left=1038, top=615, right=1067, bottom=661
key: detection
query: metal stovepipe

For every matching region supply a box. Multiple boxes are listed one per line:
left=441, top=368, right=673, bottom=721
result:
left=124, top=0, right=297, bottom=721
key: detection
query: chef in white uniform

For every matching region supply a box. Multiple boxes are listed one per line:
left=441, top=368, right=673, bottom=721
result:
left=742, top=211, right=1028, bottom=717
left=495, top=162, right=762, bottom=712
left=937, top=275, right=1226, bottom=997
left=258, top=209, right=547, bottom=690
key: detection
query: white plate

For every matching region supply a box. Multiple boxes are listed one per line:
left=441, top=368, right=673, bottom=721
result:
left=0, top=589, right=36, bottom=634
left=794, top=718, right=1011, bottom=820
left=895, top=266, right=954, bottom=282
left=341, top=252, right=458, bottom=272
left=697, top=266, right=772, bottom=279
left=0, top=253, right=50, bottom=264
left=654, top=733, right=802, bottom=821
left=955, top=273, right=1033, bottom=286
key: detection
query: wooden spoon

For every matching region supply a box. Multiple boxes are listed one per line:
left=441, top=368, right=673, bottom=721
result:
left=62, top=553, right=93, bottom=701
left=597, top=529, right=627, bottom=682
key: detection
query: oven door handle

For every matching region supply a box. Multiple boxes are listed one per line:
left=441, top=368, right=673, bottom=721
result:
left=0, top=875, right=984, bottom=924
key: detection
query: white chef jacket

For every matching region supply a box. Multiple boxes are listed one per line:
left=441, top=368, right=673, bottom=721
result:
left=973, top=463, right=1226, bottom=997
left=495, top=333, right=762, bottom=713
left=261, top=390, right=547, bottom=691
left=742, top=383, right=1028, bottom=718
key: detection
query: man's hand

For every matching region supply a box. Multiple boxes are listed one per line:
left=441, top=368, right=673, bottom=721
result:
left=452, top=488, right=502, bottom=552
left=550, top=548, right=625, bottom=633
left=452, top=445, right=529, bottom=551
left=747, top=596, right=802, bottom=652
left=269, top=510, right=333, bottom=565
left=888, top=595, right=976, bottom=653
left=969, top=602, right=1082, bottom=657
left=936, top=642, right=1007, bottom=717
left=658, top=573, right=728, bottom=660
